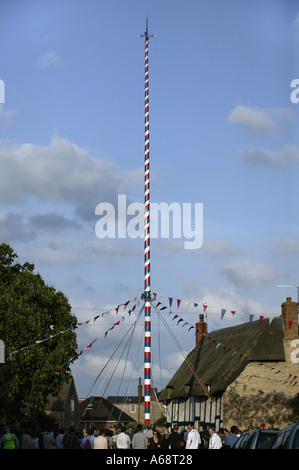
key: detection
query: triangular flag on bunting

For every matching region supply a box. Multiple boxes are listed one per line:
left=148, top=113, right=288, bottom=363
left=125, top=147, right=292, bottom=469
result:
left=203, top=303, right=207, bottom=312
left=177, top=299, right=181, bottom=308
left=231, top=311, right=236, bottom=315
left=169, top=297, right=173, bottom=307
left=259, top=316, right=264, bottom=323
left=115, top=306, right=119, bottom=314
left=221, top=309, right=226, bottom=319
left=123, top=301, right=130, bottom=309
left=160, top=306, right=167, bottom=311
left=156, top=302, right=161, bottom=308
left=249, top=315, right=254, bottom=323
left=194, top=303, right=198, bottom=307
left=188, top=326, right=195, bottom=332
left=177, top=318, right=184, bottom=325
left=153, top=293, right=157, bottom=299
left=172, top=315, right=179, bottom=321
left=185, top=301, right=189, bottom=311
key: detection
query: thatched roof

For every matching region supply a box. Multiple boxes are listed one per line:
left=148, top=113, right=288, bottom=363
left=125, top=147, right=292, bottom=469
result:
left=164, top=317, right=285, bottom=399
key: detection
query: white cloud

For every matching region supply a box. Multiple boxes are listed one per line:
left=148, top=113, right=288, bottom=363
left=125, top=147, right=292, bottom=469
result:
left=0, top=135, right=143, bottom=221
left=0, top=211, right=36, bottom=242
left=227, top=105, right=294, bottom=136
left=220, top=258, right=281, bottom=288
left=37, top=51, right=61, bottom=69
left=0, top=104, right=17, bottom=124
left=266, top=236, right=299, bottom=256
left=201, top=237, right=244, bottom=258
left=238, top=144, right=299, bottom=167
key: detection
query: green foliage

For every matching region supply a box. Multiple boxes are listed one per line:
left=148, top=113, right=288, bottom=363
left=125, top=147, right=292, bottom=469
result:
left=287, top=393, right=299, bottom=422
left=0, top=243, right=78, bottom=424
left=223, top=387, right=293, bottom=429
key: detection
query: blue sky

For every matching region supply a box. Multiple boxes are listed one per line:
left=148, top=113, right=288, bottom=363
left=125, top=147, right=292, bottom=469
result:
left=1, top=0, right=299, bottom=402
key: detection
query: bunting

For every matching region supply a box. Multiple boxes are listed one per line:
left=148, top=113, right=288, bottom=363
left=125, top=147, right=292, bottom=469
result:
left=61, top=308, right=139, bottom=370
left=9, top=297, right=137, bottom=359
left=149, top=291, right=291, bottom=329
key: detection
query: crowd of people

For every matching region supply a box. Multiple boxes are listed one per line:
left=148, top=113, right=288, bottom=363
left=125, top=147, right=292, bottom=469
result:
left=0, top=422, right=242, bottom=450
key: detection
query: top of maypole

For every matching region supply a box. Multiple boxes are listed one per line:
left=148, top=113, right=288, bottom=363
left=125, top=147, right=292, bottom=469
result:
left=138, top=17, right=155, bottom=42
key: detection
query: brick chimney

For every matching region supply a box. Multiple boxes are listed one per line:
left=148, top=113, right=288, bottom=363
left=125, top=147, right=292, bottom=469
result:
left=150, top=387, right=158, bottom=402
left=196, top=314, right=207, bottom=346
left=281, top=297, right=299, bottom=339
left=138, top=377, right=143, bottom=397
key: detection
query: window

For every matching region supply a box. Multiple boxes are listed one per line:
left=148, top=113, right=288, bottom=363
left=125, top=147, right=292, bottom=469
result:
left=130, top=404, right=136, bottom=413
left=256, top=432, right=278, bottom=449
left=233, top=435, right=245, bottom=448
left=70, top=399, right=75, bottom=412
left=292, top=429, right=299, bottom=449
left=273, top=431, right=290, bottom=449
left=238, top=433, right=251, bottom=449
left=280, top=431, right=290, bottom=449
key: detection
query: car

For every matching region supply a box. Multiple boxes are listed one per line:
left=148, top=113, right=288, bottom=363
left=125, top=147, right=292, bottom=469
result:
left=271, top=423, right=299, bottom=449
left=232, top=428, right=279, bottom=449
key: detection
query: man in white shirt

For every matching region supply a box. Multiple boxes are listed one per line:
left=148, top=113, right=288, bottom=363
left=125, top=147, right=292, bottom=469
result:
left=116, top=427, right=131, bottom=449
left=208, top=426, right=222, bottom=449
left=185, top=422, right=201, bottom=449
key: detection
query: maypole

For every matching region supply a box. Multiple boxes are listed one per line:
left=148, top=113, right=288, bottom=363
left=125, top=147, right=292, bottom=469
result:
left=139, top=18, right=154, bottom=425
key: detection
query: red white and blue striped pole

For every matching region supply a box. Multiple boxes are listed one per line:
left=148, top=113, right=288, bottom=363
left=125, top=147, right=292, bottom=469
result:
left=139, top=18, right=154, bottom=425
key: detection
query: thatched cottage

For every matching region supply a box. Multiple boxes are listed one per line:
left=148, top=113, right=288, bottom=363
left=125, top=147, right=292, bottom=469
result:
left=162, top=297, right=299, bottom=430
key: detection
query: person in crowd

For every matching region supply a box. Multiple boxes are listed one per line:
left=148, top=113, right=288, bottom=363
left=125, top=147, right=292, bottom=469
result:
left=185, top=422, right=201, bottom=449
left=43, top=429, right=56, bottom=449
left=94, top=428, right=109, bottom=449
left=217, top=428, right=226, bottom=446
left=0, top=426, right=20, bottom=449
left=208, top=426, right=222, bottom=449
left=199, top=424, right=210, bottom=448
left=132, top=424, right=148, bottom=449
left=55, top=428, right=65, bottom=449
left=32, top=432, right=39, bottom=449
left=182, top=427, right=189, bottom=446
left=63, top=426, right=79, bottom=449
left=20, top=429, right=34, bottom=449
left=126, top=425, right=134, bottom=442
left=144, top=424, right=153, bottom=439
left=81, top=428, right=95, bottom=449
left=148, top=429, right=161, bottom=449
left=116, top=427, right=131, bottom=449
left=169, top=424, right=184, bottom=449
left=224, top=425, right=240, bottom=448
left=106, top=429, right=115, bottom=449
left=159, top=426, right=170, bottom=449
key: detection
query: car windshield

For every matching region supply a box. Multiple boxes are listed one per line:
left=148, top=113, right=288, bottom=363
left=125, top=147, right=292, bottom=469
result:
left=256, top=432, right=278, bottom=449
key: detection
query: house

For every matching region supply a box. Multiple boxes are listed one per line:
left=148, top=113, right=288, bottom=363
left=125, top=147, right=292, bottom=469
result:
left=162, top=297, right=299, bottom=431
left=44, top=377, right=80, bottom=429
left=106, top=377, right=166, bottom=425
left=77, top=396, right=136, bottom=431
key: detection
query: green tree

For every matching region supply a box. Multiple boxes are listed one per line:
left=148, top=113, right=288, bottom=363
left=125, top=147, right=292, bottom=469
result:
left=0, top=243, right=78, bottom=424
